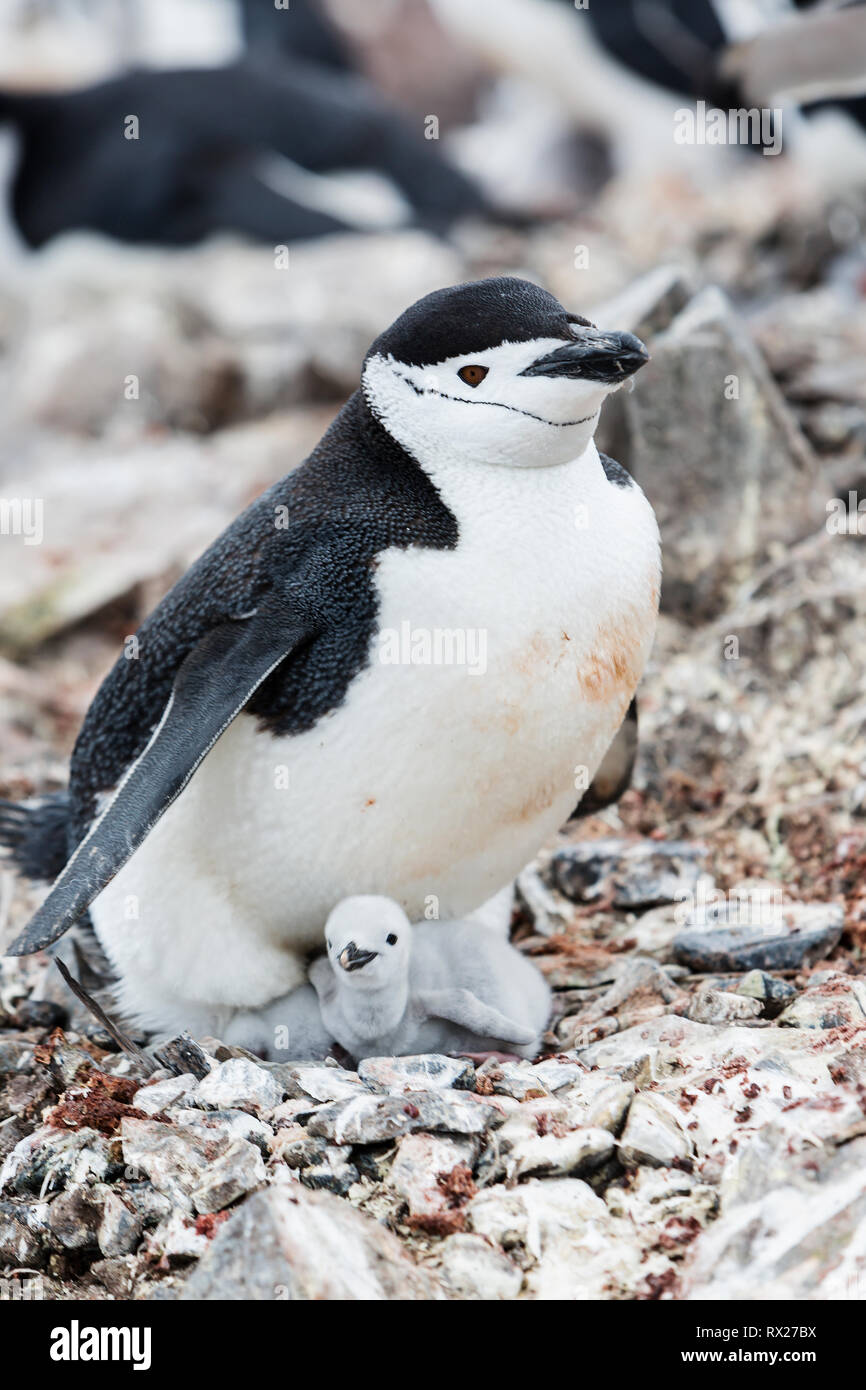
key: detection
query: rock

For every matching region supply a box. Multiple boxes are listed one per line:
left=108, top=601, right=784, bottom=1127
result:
left=468, top=1178, right=674, bottom=1299
left=0, top=1041, right=36, bottom=1077
left=618, top=1094, right=694, bottom=1169
left=0, top=1072, right=54, bottom=1119
left=437, top=1233, right=523, bottom=1300
left=12, top=1000, right=67, bottom=1031
left=606, top=1167, right=718, bottom=1230
left=122, top=1183, right=172, bottom=1229
left=777, top=973, right=866, bottom=1029
left=37, top=1033, right=94, bottom=1090
left=1, top=1126, right=114, bottom=1197
left=153, top=1034, right=214, bottom=1081
left=268, top=1129, right=328, bottom=1169
left=509, top=1126, right=615, bottom=1180
left=551, top=838, right=707, bottom=909
left=515, top=862, right=572, bottom=938
left=170, top=1107, right=274, bottom=1155
left=178, top=1185, right=444, bottom=1300
left=298, top=1147, right=359, bottom=1197
left=47, top=1183, right=104, bottom=1250
left=358, top=1055, right=475, bottom=1094
left=674, top=903, right=844, bottom=973
left=306, top=1090, right=504, bottom=1145
left=611, top=285, right=825, bottom=617
left=0, top=1199, right=51, bottom=1267
left=190, top=1138, right=267, bottom=1215
left=97, top=1189, right=143, bottom=1257
left=531, top=1058, right=588, bottom=1093
left=736, top=971, right=797, bottom=1003
left=475, top=1058, right=549, bottom=1101
left=192, top=1058, right=283, bottom=1113
left=685, top=989, right=763, bottom=1025
left=683, top=1134, right=866, bottom=1300
left=290, top=1066, right=367, bottom=1103
left=91, top=1255, right=138, bottom=1298
left=132, top=1073, right=198, bottom=1116
left=388, top=1133, right=478, bottom=1222
left=120, top=1118, right=228, bottom=1211
left=141, top=1209, right=211, bottom=1266
left=560, top=957, right=686, bottom=1040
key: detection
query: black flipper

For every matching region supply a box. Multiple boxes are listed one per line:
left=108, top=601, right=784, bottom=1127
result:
left=7, top=594, right=315, bottom=956
left=568, top=696, right=638, bottom=821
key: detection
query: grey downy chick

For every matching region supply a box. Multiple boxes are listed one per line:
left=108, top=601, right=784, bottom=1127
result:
left=223, top=983, right=334, bottom=1061
left=309, top=895, right=551, bottom=1061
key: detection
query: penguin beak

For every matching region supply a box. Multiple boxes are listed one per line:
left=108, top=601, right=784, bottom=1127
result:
left=338, top=941, right=379, bottom=972
left=520, top=330, right=649, bottom=385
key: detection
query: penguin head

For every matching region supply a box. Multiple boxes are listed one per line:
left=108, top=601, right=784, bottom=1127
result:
left=324, top=895, right=411, bottom=991
left=362, top=276, right=648, bottom=471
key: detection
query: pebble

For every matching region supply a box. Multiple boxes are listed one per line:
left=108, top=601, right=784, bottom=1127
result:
left=673, top=903, right=843, bottom=973
left=177, top=1185, right=444, bottom=1300
left=358, top=1055, right=475, bottom=1094
left=1, top=1125, right=114, bottom=1197
left=509, top=1126, right=615, bottom=1180
left=298, top=1146, right=359, bottom=1197
left=132, top=1073, right=198, bottom=1115
left=306, top=1091, right=504, bottom=1145
left=736, top=970, right=798, bottom=1003
left=97, top=1188, right=144, bottom=1257
left=437, top=1233, right=523, bottom=1300
left=550, top=838, right=706, bottom=908
left=153, top=1034, right=214, bottom=1081
left=120, top=1118, right=227, bottom=1211
left=47, top=1183, right=104, bottom=1250
left=389, top=1132, right=478, bottom=1219
left=290, top=1065, right=367, bottom=1103
left=777, top=974, right=866, bottom=1030
left=190, top=1138, right=266, bottom=1214
left=0, top=1198, right=51, bottom=1267
left=170, top=1107, right=274, bottom=1154
left=618, top=1094, right=693, bottom=1169
left=686, top=989, right=763, bottom=1025
left=192, top=1058, right=283, bottom=1113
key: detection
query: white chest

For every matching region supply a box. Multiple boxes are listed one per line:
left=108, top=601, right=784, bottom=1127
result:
left=92, top=442, right=659, bottom=1022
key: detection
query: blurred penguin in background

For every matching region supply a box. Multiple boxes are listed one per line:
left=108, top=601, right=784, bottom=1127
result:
left=0, top=0, right=500, bottom=249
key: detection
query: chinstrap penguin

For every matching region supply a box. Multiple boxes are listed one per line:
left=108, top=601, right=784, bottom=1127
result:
left=310, top=895, right=552, bottom=1061
left=1, top=276, right=660, bottom=1040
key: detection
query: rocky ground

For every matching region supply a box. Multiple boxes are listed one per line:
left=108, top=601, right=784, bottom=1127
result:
left=1, top=152, right=865, bottom=1300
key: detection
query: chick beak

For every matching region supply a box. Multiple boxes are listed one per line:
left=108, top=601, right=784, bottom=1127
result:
left=338, top=941, right=379, bottom=972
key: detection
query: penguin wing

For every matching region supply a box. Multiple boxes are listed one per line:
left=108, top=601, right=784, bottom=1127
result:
left=308, top=956, right=337, bottom=1006
left=417, top=988, right=537, bottom=1047
left=7, top=592, right=316, bottom=956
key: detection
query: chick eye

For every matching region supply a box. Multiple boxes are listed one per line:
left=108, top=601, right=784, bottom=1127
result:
left=386, top=933, right=398, bottom=945
left=458, top=364, right=488, bottom=388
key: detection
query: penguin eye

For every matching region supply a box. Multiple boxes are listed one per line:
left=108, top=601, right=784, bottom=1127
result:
left=386, top=933, right=398, bottom=945
left=457, top=364, right=488, bottom=388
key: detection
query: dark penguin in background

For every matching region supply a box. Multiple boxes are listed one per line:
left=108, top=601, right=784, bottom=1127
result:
left=1, top=278, right=660, bottom=1042
left=238, top=0, right=354, bottom=72
left=0, top=53, right=490, bottom=248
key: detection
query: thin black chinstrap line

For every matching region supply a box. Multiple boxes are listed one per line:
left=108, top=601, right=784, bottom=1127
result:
left=395, top=372, right=596, bottom=429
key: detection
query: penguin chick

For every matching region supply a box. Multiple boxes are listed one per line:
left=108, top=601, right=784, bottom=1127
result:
left=222, top=983, right=334, bottom=1061
left=309, top=895, right=551, bottom=1060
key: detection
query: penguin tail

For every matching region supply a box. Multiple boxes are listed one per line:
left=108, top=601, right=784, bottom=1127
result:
left=0, top=792, right=71, bottom=883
